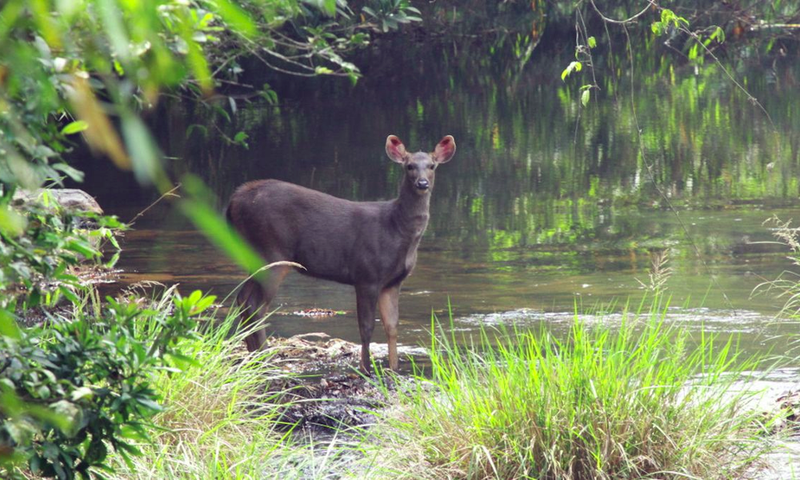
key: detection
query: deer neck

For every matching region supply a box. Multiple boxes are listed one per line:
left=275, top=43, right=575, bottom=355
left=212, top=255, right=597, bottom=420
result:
left=392, top=179, right=431, bottom=236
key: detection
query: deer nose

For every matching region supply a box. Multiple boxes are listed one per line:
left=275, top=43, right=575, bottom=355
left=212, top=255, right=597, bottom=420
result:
left=416, top=179, right=430, bottom=190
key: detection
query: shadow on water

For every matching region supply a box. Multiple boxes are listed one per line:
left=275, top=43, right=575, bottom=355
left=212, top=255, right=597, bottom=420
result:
left=77, top=11, right=800, bottom=367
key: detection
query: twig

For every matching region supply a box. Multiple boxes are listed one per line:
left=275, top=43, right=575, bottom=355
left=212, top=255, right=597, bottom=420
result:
left=589, top=0, right=655, bottom=25
left=128, top=184, right=182, bottom=226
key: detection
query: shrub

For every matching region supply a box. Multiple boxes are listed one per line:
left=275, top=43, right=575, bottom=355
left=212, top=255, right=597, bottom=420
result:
left=0, top=287, right=214, bottom=479
left=0, top=189, right=123, bottom=311
left=102, top=307, right=307, bottom=479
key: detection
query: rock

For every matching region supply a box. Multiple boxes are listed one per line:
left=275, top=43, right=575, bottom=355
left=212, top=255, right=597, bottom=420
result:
left=13, top=188, right=103, bottom=215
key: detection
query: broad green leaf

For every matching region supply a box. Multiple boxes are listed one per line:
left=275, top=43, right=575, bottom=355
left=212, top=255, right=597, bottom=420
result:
left=587, top=36, right=596, bottom=48
left=97, top=0, right=131, bottom=61
left=58, top=285, right=80, bottom=304
left=0, top=205, right=27, bottom=237
left=581, top=89, right=590, bottom=107
left=211, top=0, right=257, bottom=37
left=60, top=120, right=88, bottom=135
left=134, top=397, right=163, bottom=412
left=179, top=175, right=271, bottom=280
left=66, top=239, right=99, bottom=258
left=324, top=0, right=337, bottom=16
left=71, top=387, right=94, bottom=401
left=52, top=163, right=85, bottom=182
left=0, top=308, right=21, bottom=339
left=120, top=112, right=166, bottom=189
left=190, top=294, right=216, bottom=315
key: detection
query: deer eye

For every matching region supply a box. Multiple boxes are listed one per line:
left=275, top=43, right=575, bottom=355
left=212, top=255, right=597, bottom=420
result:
left=407, top=164, right=414, bottom=171
left=429, top=164, right=436, bottom=170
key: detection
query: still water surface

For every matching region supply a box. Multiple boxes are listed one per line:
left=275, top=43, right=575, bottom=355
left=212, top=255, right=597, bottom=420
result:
left=80, top=43, right=800, bottom=363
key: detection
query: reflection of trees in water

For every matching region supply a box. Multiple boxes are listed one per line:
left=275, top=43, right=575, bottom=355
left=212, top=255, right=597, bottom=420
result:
left=146, top=0, right=799, bottom=256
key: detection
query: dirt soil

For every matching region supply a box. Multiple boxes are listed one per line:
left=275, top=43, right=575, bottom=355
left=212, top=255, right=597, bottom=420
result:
left=262, top=333, right=399, bottom=434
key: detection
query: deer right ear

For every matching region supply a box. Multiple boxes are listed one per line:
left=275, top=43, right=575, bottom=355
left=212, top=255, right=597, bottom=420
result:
left=385, top=135, right=408, bottom=164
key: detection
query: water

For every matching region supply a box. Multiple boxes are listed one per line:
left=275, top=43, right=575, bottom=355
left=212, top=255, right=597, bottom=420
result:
left=77, top=32, right=800, bottom=362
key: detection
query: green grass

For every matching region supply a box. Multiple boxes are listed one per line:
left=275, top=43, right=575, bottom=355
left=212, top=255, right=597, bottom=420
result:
left=94, top=289, right=778, bottom=479
left=369, top=303, right=775, bottom=479
left=102, top=294, right=321, bottom=479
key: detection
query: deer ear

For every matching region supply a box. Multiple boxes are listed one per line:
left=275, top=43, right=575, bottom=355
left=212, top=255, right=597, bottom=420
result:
left=433, top=135, right=456, bottom=164
left=385, top=135, right=408, bottom=164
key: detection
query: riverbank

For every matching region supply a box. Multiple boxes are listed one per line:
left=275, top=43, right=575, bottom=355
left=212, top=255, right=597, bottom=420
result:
left=88, top=299, right=800, bottom=479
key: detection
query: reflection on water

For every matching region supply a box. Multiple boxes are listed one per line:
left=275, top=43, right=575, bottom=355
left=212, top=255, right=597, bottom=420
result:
left=81, top=31, right=800, bottom=362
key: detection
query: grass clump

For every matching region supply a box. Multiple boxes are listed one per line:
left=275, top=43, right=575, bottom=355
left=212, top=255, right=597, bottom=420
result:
left=102, top=292, right=324, bottom=480
left=377, top=307, right=772, bottom=479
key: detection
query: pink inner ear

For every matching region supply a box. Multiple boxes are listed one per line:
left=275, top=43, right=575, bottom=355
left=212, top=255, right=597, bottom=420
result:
left=386, top=135, right=407, bottom=163
left=389, top=140, right=402, bottom=156
left=434, top=136, right=456, bottom=162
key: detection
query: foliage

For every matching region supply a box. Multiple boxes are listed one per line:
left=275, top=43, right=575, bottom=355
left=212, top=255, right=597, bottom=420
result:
left=0, top=191, right=123, bottom=311
left=0, top=0, right=426, bottom=200
left=362, top=0, right=422, bottom=33
left=100, top=302, right=347, bottom=479
left=374, top=306, right=771, bottom=479
left=0, top=287, right=214, bottom=479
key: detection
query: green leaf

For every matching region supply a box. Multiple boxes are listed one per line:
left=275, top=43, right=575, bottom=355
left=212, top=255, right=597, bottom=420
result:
left=651, top=21, right=663, bottom=35
left=688, top=43, right=698, bottom=60
left=186, top=124, right=208, bottom=140
left=0, top=308, right=21, bottom=339
left=234, top=131, right=248, bottom=143
left=52, top=163, right=85, bottom=182
left=134, top=397, right=163, bottom=412
left=587, top=36, right=596, bottom=48
left=190, top=294, right=216, bottom=315
left=178, top=175, right=268, bottom=279
left=37, top=385, right=51, bottom=399
left=61, top=120, right=89, bottom=135
left=58, top=285, right=80, bottom=304
left=70, top=387, right=94, bottom=401
left=710, top=26, right=725, bottom=43
left=209, top=0, right=256, bottom=37
left=66, top=239, right=99, bottom=258
left=324, top=0, right=337, bottom=16
left=121, top=112, right=165, bottom=188
left=561, top=61, right=582, bottom=81
left=164, top=351, right=200, bottom=369
left=97, top=0, right=131, bottom=62
left=0, top=204, right=27, bottom=237
left=581, top=89, right=590, bottom=107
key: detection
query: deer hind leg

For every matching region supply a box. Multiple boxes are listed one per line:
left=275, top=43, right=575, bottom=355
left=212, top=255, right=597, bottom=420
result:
left=236, top=266, right=290, bottom=352
left=378, top=286, right=400, bottom=371
left=355, top=285, right=380, bottom=374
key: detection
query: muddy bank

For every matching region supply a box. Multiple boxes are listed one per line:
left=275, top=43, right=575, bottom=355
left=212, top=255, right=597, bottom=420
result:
left=261, top=333, right=413, bottom=434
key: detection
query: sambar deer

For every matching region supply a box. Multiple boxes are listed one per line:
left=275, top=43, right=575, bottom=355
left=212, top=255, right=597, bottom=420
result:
left=226, top=135, right=456, bottom=373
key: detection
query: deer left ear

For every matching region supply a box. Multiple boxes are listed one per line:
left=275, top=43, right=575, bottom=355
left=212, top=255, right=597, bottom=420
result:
left=433, top=135, right=456, bottom=164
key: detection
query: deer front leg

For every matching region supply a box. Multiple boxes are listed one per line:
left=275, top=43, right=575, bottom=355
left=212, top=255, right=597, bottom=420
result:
left=378, top=286, right=400, bottom=371
left=355, top=285, right=380, bottom=374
